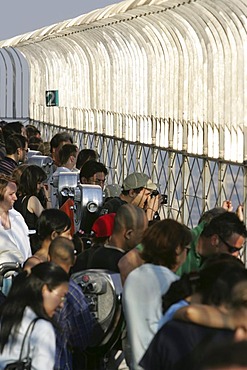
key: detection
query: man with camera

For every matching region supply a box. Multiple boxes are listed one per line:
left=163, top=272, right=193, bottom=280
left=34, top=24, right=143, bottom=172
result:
left=100, top=172, right=162, bottom=222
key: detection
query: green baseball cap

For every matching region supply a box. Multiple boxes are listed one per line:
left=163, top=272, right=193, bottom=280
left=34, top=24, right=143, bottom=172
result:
left=122, top=172, right=157, bottom=191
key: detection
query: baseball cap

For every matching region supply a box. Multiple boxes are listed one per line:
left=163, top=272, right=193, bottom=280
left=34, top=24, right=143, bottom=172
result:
left=91, top=213, right=116, bottom=238
left=122, top=172, right=156, bottom=191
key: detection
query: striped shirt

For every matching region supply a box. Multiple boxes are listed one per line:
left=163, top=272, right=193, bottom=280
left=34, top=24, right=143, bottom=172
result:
left=0, top=156, right=18, bottom=175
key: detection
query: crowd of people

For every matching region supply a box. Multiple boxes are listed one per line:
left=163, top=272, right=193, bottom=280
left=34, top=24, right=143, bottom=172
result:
left=0, top=120, right=246, bottom=370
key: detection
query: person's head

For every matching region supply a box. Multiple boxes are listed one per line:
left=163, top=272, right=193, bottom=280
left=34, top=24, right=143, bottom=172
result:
left=48, top=236, right=76, bottom=273
left=28, top=136, right=44, bottom=153
left=50, top=131, right=73, bottom=166
left=76, top=148, right=99, bottom=170
left=198, top=340, right=247, bottom=370
left=58, top=143, right=78, bottom=169
left=11, top=164, right=29, bottom=190
left=162, top=254, right=246, bottom=315
left=18, top=164, right=47, bottom=196
left=112, top=204, right=148, bottom=251
left=91, top=213, right=116, bottom=245
left=25, top=124, right=41, bottom=140
left=197, top=254, right=247, bottom=306
left=37, top=209, right=72, bottom=242
left=198, top=212, right=247, bottom=258
left=80, top=160, right=108, bottom=189
left=198, top=207, right=227, bottom=225
left=0, top=175, right=17, bottom=211
left=2, top=121, right=26, bottom=142
left=141, top=219, right=192, bottom=271
left=162, top=271, right=200, bottom=314
left=121, top=172, right=157, bottom=208
left=5, top=134, right=28, bottom=163
left=0, top=262, right=69, bottom=351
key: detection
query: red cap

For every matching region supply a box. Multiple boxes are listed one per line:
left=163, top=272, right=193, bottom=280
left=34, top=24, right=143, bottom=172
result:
left=91, top=213, right=116, bottom=238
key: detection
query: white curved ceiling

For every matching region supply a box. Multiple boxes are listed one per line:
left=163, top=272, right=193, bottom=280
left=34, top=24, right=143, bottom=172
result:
left=0, top=0, right=246, bottom=162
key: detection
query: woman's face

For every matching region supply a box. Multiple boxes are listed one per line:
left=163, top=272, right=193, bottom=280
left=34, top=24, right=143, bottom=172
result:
left=2, top=182, right=17, bottom=211
left=42, top=282, right=69, bottom=317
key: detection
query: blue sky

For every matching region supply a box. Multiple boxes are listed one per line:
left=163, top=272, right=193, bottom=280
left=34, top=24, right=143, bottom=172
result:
left=0, top=0, right=123, bottom=41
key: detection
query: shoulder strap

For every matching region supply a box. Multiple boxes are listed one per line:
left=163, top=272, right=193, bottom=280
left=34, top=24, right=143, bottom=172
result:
left=21, top=196, right=32, bottom=220
left=19, top=318, right=39, bottom=361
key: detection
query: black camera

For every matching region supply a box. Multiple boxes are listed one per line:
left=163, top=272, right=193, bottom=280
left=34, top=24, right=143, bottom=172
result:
left=151, top=190, right=168, bottom=205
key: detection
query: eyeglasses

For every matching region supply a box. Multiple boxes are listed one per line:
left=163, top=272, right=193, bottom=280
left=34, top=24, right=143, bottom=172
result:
left=218, top=235, right=244, bottom=254
left=51, top=290, right=67, bottom=303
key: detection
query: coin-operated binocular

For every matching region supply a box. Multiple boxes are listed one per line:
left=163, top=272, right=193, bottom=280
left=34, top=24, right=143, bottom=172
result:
left=26, top=150, right=42, bottom=161
left=56, top=172, right=103, bottom=233
left=71, top=269, right=124, bottom=362
left=27, top=155, right=54, bottom=182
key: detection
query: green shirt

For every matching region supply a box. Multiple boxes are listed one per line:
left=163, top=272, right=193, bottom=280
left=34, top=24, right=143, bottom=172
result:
left=176, top=221, right=206, bottom=276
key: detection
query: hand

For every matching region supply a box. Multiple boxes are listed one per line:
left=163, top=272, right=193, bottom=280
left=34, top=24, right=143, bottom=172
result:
left=146, top=193, right=162, bottom=213
left=236, top=204, right=244, bottom=221
left=222, top=200, right=233, bottom=212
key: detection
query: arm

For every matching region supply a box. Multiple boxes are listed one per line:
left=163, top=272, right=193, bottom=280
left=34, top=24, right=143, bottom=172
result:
left=27, top=196, right=44, bottom=217
left=236, top=204, right=244, bottom=221
left=174, top=304, right=232, bottom=329
left=118, top=247, right=144, bottom=285
left=56, top=282, right=96, bottom=350
left=145, top=193, right=162, bottom=221
left=32, top=320, right=56, bottom=370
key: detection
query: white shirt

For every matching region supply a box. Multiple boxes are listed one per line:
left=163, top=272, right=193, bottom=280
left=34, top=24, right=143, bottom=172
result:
left=0, top=307, right=56, bottom=370
left=122, top=263, right=179, bottom=370
left=0, top=209, right=31, bottom=264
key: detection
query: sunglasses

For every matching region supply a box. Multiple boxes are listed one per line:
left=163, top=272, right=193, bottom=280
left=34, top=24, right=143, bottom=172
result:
left=218, top=235, right=244, bottom=254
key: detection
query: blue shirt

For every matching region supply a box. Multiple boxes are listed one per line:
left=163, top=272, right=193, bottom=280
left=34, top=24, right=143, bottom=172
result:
left=54, top=279, right=95, bottom=370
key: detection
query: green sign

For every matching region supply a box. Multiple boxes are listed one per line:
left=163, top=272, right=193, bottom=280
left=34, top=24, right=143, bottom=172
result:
left=46, top=90, right=59, bottom=107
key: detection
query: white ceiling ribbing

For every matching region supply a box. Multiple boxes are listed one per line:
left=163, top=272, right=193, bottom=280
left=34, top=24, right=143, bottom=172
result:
left=0, top=0, right=246, bottom=162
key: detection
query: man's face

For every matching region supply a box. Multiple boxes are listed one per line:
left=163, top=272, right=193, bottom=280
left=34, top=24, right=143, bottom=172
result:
left=217, top=233, right=245, bottom=258
left=131, top=188, right=151, bottom=209
left=18, top=143, right=28, bottom=163
left=197, top=233, right=245, bottom=258
left=87, top=172, right=106, bottom=189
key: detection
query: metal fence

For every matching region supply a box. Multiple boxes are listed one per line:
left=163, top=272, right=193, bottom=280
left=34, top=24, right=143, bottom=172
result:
left=32, top=119, right=247, bottom=230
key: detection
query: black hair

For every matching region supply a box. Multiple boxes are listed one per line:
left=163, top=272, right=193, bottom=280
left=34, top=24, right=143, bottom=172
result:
left=162, top=253, right=246, bottom=313
left=59, top=144, right=78, bottom=165
left=28, top=137, right=44, bottom=153
left=198, top=340, right=247, bottom=369
left=37, top=209, right=71, bottom=241
left=18, top=165, right=47, bottom=196
left=198, top=254, right=246, bottom=306
left=80, top=160, right=108, bottom=181
left=201, top=212, right=247, bottom=239
left=50, top=131, right=73, bottom=151
left=25, top=125, right=41, bottom=140
left=162, top=272, right=200, bottom=313
left=5, top=134, right=28, bottom=155
left=0, top=262, right=69, bottom=352
left=2, top=121, right=24, bottom=142
left=76, top=149, right=98, bottom=170
left=198, top=207, right=227, bottom=225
